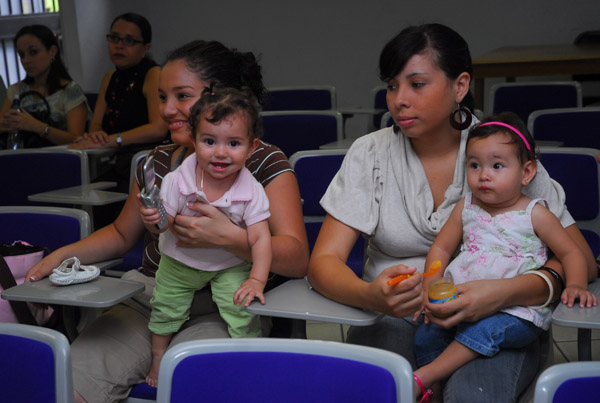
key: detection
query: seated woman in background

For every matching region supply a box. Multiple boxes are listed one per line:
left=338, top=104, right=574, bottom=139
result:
left=70, top=12, right=168, bottom=193
left=0, top=24, right=89, bottom=147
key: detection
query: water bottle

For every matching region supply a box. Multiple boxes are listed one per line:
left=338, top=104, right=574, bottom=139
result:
left=7, top=96, right=23, bottom=150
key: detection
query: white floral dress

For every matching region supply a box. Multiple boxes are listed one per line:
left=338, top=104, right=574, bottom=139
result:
left=444, top=192, right=552, bottom=329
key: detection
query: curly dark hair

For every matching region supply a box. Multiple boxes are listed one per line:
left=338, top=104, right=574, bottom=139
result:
left=165, top=40, right=266, bottom=106
left=189, top=86, right=263, bottom=141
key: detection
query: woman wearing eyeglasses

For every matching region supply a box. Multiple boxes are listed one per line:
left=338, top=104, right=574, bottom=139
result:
left=71, top=12, right=168, bottom=195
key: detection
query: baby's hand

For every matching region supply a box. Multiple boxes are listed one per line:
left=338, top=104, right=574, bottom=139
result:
left=411, top=302, right=426, bottom=323
left=136, top=194, right=161, bottom=226
left=562, top=285, right=598, bottom=308
left=234, top=278, right=265, bottom=307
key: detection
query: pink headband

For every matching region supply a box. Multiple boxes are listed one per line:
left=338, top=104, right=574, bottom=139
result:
left=479, top=122, right=531, bottom=151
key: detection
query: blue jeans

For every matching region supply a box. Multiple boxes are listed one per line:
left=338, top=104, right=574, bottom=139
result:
left=346, top=315, right=541, bottom=402
left=415, top=312, right=542, bottom=365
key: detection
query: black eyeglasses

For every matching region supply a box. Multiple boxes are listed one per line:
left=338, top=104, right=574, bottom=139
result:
left=106, top=34, right=144, bottom=47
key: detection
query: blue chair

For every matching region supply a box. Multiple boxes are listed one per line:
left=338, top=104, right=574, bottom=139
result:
left=0, top=148, right=89, bottom=206
left=528, top=107, right=600, bottom=148
left=261, top=111, right=343, bottom=158
left=489, top=81, right=582, bottom=123
left=290, top=150, right=365, bottom=276
left=0, top=323, right=73, bottom=403
left=539, top=147, right=600, bottom=257
left=0, top=206, right=91, bottom=253
left=369, top=85, right=388, bottom=133
left=533, top=362, right=600, bottom=402
left=263, top=86, right=337, bottom=111
left=156, top=338, right=414, bottom=403
left=0, top=206, right=93, bottom=340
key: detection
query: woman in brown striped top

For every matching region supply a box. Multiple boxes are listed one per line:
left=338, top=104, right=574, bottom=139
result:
left=27, top=40, right=309, bottom=403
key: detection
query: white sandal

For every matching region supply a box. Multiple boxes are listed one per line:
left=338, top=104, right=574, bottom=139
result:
left=49, top=257, right=100, bottom=286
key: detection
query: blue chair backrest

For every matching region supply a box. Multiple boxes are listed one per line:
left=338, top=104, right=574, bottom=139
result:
left=291, top=150, right=365, bottom=276
left=263, top=87, right=336, bottom=111
left=371, top=86, right=388, bottom=131
left=0, top=323, right=73, bottom=403
left=539, top=148, right=600, bottom=257
left=0, top=207, right=90, bottom=253
left=529, top=107, right=600, bottom=148
left=552, top=376, right=600, bottom=401
left=491, top=81, right=582, bottom=123
left=534, top=362, right=600, bottom=402
left=540, top=150, right=599, bottom=220
left=261, top=112, right=343, bottom=158
left=294, top=153, right=345, bottom=216
left=0, top=149, right=87, bottom=206
left=157, top=339, right=414, bottom=403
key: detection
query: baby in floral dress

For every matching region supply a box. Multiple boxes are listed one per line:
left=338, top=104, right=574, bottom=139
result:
left=411, top=112, right=596, bottom=403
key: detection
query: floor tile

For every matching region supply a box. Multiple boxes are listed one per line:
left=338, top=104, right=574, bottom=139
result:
left=306, top=322, right=345, bottom=342
left=552, top=324, right=578, bottom=342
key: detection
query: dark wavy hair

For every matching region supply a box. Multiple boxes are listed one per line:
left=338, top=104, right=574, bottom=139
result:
left=189, top=86, right=263, bottom=141
left=379, top=23, right=474, bottom=112
left=15, top=25, right=71, bottom=95
left=467, top=112, right=537, bottom=163
left=111, top=12, right=152, bottom=44
left=165, top=40, right=266, bottom=106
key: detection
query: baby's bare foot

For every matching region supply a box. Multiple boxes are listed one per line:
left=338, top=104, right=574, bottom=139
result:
left=146, top=352, right=164, bottom=387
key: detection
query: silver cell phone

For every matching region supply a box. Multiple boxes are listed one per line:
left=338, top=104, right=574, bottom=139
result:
left=140, top=155, right=168, bottom=230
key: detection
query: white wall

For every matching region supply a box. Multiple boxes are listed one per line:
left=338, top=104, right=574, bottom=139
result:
left=60, top=0, right=600, bottom=136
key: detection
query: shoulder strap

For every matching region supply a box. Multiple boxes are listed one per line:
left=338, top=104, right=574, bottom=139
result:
left=0, top=255, right=37, bottom=325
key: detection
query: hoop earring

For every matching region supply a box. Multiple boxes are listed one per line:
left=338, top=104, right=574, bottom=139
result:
left=449, top=106, right=472, bottom=131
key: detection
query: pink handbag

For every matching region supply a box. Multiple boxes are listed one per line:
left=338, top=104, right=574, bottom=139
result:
left=0, top=241, right=53, bottom=324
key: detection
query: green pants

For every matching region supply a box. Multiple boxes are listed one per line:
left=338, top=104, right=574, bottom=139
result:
left=149, top=254, right=261, bottom=338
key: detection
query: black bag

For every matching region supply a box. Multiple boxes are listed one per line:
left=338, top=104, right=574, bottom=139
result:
left=1, top=90, right=54, bottom=149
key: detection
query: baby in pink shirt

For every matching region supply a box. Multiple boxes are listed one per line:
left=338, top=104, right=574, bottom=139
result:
left=139, top=87, right=271, bottom=386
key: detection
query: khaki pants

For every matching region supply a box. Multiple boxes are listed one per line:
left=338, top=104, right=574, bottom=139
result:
left=72, top=269, right=229, bottom=403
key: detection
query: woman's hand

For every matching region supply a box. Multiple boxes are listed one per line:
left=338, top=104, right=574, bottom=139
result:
left=368, top=265, right=424, bottom=318
left=172, top=201, right=245, bottom=249
left=2, top=109, right=43, bottom=133
left=425, top=279, right=508, bottom=328
left=69, top=131, right=110, bottom=149
left=25, top=253, right=65, bottom=282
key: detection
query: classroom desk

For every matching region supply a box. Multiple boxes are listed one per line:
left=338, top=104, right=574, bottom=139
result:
left=247, top=277, right=383, bottom=337
left=552, top=278, right=600, bottom=361
left=472, top=43, right=600, bottom=110
left=2, top=270, right=143, bottom=341
left=28, top=182, right=127, bottom=206
left=28, top=182, right=128, bottom=230
left=48, top=144, right=116, bottom=181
